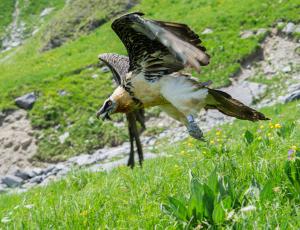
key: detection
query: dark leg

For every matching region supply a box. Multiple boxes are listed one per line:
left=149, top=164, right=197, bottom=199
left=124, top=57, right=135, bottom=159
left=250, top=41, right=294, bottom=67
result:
left=135, top=109, right=146, bottom=133
left=126, top=113, right=135, bottom=168
left=131, top=118, right=144, bottom=166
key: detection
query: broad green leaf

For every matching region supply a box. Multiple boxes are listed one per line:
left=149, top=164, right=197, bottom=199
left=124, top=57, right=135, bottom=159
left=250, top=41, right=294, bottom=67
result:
left=221, top=196, right=232, bottom=210
left=208, top=168, right=219, bottom=195
left=212, top=202, right=225, bottom=225
left=203, top=184, right=215, bottom=220
left=188, top=179, right=205, bottom=219
left=244, top=130, right=254, bottom=145
left=260, top=180, right=275, bottom=201
left=167, top=197, right=188, bottom=221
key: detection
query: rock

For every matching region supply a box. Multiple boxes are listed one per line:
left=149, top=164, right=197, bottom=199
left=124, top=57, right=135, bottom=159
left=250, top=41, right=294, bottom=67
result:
left=284, top=90, right=300, bottom=103
left=51, top=164, right=68, bottom=175
left=15, top=92, right=37, bottom=110
left=68, top=153, right=104, bottom=166
left=201, top=28, right=213, bottom=35
left=4, top=141, right=13, bottom=148
left=40, top=7, right=54, bottom=17
left=59, top=132, right=69, bottom=144
left=101, top=66, right=110, bottom=73
left=282, top=22, right=295, bottom=34
left=58, top=90, right=68, bottom=96
left=44, top=165, right=55, bottom=174
left=256, top=28, right=268, bottom=36
left=29, top=175, right=44, bottom=184
left=240, top=30, right=254, bottom=39
left=32, top=168, right=43, bottom=176
left=13, top=143, right=21, bottom=152
left=282, top=65, right=292, bottom=73
left=92, top=74, right=99, bottom=79
left=295, top=25, right=300, bottom=33
left=21, top=138, right=32, bottom=150
left=14, top=169, right=34, bottom=180
left=1, top=175, right=23, bottom=188
left=88, top=117, right=95, bottom=125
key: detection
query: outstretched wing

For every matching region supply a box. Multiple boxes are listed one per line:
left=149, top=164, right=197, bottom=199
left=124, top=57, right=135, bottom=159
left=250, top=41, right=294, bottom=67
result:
left=111, top=12, right=210, bottom=78
left=99, top=53, right=130, bottom=85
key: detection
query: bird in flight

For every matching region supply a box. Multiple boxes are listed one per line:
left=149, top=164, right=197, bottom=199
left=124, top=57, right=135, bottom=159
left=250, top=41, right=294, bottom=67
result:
left=97, top=12, right=268, bottom=141
left=99, top=53, right=146, bottom=167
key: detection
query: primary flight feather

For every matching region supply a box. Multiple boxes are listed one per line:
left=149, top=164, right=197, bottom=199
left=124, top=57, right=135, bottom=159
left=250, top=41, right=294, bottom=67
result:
left=97, top=12, right=269, bottom=140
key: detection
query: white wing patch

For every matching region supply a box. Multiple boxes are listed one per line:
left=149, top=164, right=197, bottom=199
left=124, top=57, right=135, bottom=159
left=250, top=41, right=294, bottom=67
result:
left=160, top=74, right=208, bottom=116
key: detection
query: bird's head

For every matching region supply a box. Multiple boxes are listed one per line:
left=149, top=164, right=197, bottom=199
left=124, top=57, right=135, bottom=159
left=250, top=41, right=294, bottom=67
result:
left=96, top=98, right=117, bottom=120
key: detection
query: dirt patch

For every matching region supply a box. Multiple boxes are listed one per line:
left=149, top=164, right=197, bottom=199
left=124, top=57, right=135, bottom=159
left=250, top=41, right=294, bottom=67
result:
left=0, top=110, right=43, bottom=176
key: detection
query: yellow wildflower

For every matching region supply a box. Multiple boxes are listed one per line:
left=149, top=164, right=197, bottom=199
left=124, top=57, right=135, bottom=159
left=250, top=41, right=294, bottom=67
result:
left=274, top=123, right=281, bottom=129
left=180, top=150, right=185, bottom=155
left=80, top=210, right=88, bottom=217
left=216, top=130, right=221, bottom=136
left=291, top=145, right=297, bottom=151
left=210, top=140, right=215, bottom=144
left=260, top=125, right=264, bottom=129
left=188, top=142, right=193, bottom=147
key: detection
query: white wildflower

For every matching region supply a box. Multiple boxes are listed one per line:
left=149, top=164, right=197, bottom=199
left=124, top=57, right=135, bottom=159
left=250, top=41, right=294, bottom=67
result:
left=24, top=204, right=34, bottom=209
left=1, top=217, right=11, bottom=224
left=241, top=205, right=256, bottom=212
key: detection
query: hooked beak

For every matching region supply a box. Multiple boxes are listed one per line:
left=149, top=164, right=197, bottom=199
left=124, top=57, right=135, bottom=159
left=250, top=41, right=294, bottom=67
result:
left=96, top=107, right=112, bottom=121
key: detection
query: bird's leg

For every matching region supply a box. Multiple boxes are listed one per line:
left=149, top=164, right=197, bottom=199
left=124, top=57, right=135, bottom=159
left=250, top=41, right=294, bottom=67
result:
left=135, top=109, right=146, bottom=133
left=186, top=115, right=205, bottom=141
left=132, top=117, right=144, bottom=166
left=126, top=113, right=135, bottom=168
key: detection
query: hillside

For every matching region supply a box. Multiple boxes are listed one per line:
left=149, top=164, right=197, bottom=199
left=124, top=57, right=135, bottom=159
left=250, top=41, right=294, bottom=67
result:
left=0, top=0, right=300, bottom=228
left=0, top=0, right=299, bottom=162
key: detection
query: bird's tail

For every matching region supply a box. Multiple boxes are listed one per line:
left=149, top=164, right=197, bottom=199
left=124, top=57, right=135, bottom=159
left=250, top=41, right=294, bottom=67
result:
left=206, top=88, right=269, bottom=121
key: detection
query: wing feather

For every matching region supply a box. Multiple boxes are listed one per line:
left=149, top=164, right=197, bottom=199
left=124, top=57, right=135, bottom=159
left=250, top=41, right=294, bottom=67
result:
left=98, top=53, right=129, bottom=85
left=111, top=12, right=210, bottom=76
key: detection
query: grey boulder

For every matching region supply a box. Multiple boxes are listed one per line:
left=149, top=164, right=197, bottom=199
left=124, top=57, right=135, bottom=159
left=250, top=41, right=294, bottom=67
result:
left=15, top=92, right=37, bottom=109
left=1, top=175, right=23, bottom=188
left=284, top=90, right=300, bottom=103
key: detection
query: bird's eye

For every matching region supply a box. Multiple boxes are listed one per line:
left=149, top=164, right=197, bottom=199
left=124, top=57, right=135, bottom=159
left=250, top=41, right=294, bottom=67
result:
left=107, top=101, right=112, bottom=106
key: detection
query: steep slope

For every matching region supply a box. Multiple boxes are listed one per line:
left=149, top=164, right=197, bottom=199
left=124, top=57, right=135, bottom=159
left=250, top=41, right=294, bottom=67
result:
left=0, top=0, right=299, bottom=162
left=41, top=0, right=137, bottom=51
left=0, top=0, right=65, bottom=51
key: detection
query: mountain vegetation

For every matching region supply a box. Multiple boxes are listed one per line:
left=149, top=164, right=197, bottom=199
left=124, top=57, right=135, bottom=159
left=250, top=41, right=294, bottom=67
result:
left=0, top=0, right=299, bottom=228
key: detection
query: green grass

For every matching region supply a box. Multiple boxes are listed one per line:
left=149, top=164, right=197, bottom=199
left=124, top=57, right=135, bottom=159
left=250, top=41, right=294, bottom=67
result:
left=41, top=0, right=136, bottom=51
left=0, top=0, right=299, bottom=161
left=0, top=101, right=299, bottom=228
left=0, top=0, right=15, bottom=46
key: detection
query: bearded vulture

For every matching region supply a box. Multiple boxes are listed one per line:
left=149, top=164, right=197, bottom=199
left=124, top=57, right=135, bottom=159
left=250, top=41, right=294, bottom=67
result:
left=97, top=12, right=269, bottom=141
left=99, top=53, right=146, bottom=167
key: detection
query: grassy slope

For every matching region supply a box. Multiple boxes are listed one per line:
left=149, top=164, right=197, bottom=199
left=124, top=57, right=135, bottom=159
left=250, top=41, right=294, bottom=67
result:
left=18, top=0, right=66, bottom=35
left=0, top=101, right=299, bottom=229
left=0, top=0, right=65, bottom=47
left=0, top=0, right=299, bottom=162
left=0, top=0, right=15, bottom=46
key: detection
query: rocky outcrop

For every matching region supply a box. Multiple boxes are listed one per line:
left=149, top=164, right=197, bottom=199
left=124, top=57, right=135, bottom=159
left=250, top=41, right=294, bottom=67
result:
left=0, top=110, right=40, bottom=176
left=41, top=0, right=139, bottom=51
left=1, top=0, right=25, bottom=52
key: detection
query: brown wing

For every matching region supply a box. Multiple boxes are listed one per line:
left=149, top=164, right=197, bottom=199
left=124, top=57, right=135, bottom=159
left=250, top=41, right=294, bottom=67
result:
left=111, top=12, right=210, bottom=79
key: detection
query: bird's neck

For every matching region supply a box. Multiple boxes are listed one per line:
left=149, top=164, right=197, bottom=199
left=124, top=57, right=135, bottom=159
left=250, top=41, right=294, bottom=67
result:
left=111, top=86, right=137, bottom=113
